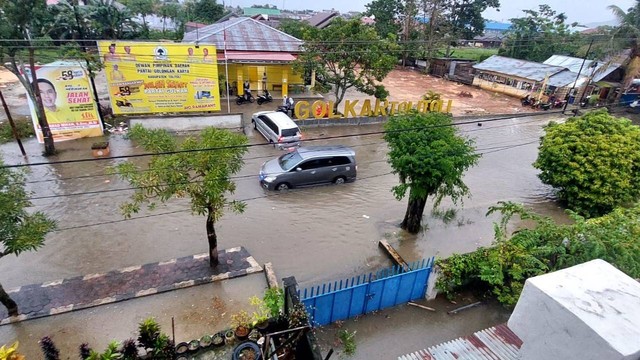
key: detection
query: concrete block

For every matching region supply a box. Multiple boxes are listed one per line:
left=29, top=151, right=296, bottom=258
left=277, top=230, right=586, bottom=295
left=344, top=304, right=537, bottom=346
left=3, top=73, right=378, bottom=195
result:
left=509, top=259, right=640, bottom=360
left=130, top=113, right=242, bottom=131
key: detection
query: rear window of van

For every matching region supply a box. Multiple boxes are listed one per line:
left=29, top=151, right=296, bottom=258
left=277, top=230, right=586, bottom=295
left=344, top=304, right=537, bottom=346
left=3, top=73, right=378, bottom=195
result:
left=281, top=128, right=300, bottom=137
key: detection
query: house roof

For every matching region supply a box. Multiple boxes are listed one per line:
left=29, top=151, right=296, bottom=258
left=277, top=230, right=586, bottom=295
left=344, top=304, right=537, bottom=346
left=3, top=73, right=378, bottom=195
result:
left=473, top=55, right=567, bottom=81
left=543, top=55, right=622, bottom=82
left=243, top=7, right=281, bottom=16
left=485, top=21, right=511, bottom=31
left=398, top=324, right=523, bottom=360
left=547, top=70, right=583, bottom=87
left=217, top=51, right=297, bottom=63
left=306, top=11, right=339, bottom=28
left=182, top=17, right=302, bottom=52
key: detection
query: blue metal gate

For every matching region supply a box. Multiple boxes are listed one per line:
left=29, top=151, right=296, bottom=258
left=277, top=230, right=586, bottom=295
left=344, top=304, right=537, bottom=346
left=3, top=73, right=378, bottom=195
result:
left=299, top=258, right=434, bottom=326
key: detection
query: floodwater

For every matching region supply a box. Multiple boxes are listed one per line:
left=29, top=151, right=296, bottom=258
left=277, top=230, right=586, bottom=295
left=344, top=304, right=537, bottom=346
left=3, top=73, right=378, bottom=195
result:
left=0, top=112, right=568, bottom=358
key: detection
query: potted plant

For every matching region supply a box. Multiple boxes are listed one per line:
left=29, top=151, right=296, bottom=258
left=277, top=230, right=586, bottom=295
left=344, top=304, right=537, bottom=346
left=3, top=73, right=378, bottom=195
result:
left=212, top=332, right=225, bottom=348
left=230, top=310, right=252, bottom=341
left=225, top=329, right=236, bottom=345
left=199, top=334, right=213, bottom=348
left=187, top=339, right=200, bottom=352
left=249, top=296, right=270, bottom=332
left=175, top=342, right=189, bottom=355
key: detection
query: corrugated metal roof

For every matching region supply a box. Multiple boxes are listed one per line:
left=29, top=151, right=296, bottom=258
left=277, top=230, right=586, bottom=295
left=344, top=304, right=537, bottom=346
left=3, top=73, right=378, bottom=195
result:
left=548, top=70, right=583, bottom=87
left=473, top=55, right=566, bottom=81
left=543, top=55, right=621, bottom=82
left=182, top=17, right=302, bottom=53
left=398, top=324, right=522, bottom=360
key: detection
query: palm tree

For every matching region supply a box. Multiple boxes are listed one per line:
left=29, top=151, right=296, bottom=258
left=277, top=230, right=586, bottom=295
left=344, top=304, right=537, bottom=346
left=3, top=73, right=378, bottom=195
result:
left=608, top=1, right=640, bottom=91
left=86, top=0, right=139, bottom=39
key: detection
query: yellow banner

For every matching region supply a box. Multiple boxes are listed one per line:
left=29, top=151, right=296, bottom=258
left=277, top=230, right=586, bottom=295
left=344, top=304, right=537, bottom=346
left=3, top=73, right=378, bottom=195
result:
left=98, top=41, right=221, bottom=114
left=26, top=61, right=103, bottom=143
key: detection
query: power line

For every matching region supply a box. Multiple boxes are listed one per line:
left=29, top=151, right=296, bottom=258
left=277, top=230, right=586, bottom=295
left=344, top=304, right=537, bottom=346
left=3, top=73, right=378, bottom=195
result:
left=3, top=111, right=561, bottom=170
left=50, top=136, right=545, bottom=232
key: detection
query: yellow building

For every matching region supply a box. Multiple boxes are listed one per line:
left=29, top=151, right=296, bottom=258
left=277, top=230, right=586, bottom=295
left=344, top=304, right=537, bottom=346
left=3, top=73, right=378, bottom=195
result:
left=182, top=17, right=305, bottom=98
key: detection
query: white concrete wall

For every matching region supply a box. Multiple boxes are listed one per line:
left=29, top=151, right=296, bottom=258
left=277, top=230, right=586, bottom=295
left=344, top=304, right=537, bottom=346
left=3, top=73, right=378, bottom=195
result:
left=129, top=114, right=242, bottom=131
left=508, top=259, right=640, bottom=360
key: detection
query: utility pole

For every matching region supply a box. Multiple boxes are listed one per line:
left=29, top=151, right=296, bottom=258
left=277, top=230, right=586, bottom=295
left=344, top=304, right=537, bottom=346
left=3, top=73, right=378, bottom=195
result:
left=562, top=39, right=593, bottom=114
left=0, top=90, right=26, bottom=157
left=29, top=48, right=55, bottom=156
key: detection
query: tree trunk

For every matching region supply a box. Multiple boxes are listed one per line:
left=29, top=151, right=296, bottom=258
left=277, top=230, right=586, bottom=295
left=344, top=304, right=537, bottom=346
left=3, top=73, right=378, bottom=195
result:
left=0, top=283, right=18, bottom=317
left=400, top=192, right=428, bottom=234
left=206, top=212, right=218, bottom=267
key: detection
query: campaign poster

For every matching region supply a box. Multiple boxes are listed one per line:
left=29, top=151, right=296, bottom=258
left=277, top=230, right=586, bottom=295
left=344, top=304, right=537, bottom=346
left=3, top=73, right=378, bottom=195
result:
left=26, top=61, right=103, bottom=143
left=97, top=41, right=221, bottom=114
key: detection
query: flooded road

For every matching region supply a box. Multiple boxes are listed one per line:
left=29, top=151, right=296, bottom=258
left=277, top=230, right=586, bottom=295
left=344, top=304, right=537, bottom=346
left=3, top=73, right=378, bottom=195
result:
left=0, top=112, right=567, bottom=357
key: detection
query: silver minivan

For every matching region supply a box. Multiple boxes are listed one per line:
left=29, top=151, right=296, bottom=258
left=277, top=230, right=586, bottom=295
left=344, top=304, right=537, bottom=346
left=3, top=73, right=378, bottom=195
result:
left=251, top=111, right=302, bottom=150
left=259, top=146, right=357, bottom=191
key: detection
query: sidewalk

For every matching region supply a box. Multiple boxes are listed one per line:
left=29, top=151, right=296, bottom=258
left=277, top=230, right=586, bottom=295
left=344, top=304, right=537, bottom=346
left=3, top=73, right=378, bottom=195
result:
left=0, top=247, right=262, bottom=325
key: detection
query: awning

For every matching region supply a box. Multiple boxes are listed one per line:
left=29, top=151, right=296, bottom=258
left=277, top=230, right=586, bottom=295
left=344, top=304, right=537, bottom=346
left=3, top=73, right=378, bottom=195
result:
left=217, top=51, right=297, bottom=64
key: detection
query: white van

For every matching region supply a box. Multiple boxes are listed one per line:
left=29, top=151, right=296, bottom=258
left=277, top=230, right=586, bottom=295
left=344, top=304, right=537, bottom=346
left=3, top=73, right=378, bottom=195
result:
left=251, top=111, right=302, bottom=150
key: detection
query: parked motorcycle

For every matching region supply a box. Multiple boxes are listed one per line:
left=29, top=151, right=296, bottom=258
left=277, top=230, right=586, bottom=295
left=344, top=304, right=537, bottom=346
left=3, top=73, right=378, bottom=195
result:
left=551, top=99, right=567, bottom=109
left=521, top=95, right=533, bottom=107
left=257, top=90, right=273, bottom=105
left=531, top=100, right=551, bottom=111
left=235, top=91, right=254, bottom=105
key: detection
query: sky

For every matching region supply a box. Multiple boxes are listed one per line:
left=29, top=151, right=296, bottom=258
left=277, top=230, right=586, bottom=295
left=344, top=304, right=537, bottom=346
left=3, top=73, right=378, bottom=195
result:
left=223, top=0, right=636, bottom=26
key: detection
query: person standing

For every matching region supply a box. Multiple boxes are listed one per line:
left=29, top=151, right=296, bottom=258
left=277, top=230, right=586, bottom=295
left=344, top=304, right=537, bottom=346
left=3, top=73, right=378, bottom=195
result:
left=262, top=72, right=268, bottom=91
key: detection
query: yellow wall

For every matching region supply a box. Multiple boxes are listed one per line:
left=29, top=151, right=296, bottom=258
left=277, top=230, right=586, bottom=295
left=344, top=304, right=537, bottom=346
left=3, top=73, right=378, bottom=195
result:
left=473, top=78, right=529, bottom=98
left=218, top=63, right=303, bottom=93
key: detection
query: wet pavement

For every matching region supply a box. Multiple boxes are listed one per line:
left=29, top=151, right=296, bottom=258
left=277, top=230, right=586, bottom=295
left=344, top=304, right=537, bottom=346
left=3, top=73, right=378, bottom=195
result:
left=0, top=247, right=261, bottom=325
left=0, top=63, right=573, bottom=358
left=0, top=111, right=568, bottom=358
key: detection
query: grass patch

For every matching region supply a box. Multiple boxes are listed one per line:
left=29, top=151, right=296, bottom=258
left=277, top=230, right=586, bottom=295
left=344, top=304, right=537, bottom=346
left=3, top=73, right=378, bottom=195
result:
left=0, top=117, right=35, bottom=144
left=432, top=208, right=458, bottom=224
left=448, top=47, right=498, bottom=62
left=337, top=329, right=356, bottom=356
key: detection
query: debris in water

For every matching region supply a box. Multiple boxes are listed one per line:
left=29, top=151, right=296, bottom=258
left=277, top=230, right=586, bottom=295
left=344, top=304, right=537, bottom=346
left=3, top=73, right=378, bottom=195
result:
left=362, top=215, right=370, bottom=219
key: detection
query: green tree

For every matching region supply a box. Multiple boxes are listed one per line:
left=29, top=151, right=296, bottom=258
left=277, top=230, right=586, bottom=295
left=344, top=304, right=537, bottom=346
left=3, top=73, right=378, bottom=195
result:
left=384, top=111, right=480, bottom=233
left=437, top=201, right=640, bottom=305
left=111, top=125, right=248, bottom=267
left=85, top=0, right=140, bottom=39
left=124, top=0, right=154, bottom=35
left=278, top=18, right=314, bottom=39
left=608, top=1, right=640, bottom=92
left=157, top=1, right=180, bottom=34
left=0, top=159, right=56, bottom=316
left=294, top=18, right=398, bottom=108
left=0, top=0, right=56, bottom=155
left=499, top=4, right=580, bottom=62
left=364, top=0, right=403, bottom=38
left=446, top=0, right=500, bottom=40
left=534, top=109, right=640, bottom=218
left=185, top=0, right=226, bottom=24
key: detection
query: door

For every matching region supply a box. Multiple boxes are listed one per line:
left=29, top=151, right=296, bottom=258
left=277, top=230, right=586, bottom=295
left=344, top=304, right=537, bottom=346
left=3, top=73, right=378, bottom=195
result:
left=293, top=159, right=323, bottom=186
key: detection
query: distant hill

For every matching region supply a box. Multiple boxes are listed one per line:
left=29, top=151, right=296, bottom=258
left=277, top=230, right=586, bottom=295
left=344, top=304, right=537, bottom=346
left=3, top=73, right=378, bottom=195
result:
left=581, top=19, right=620, bottom=28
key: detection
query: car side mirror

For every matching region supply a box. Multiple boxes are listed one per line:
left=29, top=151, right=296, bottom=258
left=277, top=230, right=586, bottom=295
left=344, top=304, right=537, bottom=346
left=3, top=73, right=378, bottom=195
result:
left=296, top=167, right=302, bottom=172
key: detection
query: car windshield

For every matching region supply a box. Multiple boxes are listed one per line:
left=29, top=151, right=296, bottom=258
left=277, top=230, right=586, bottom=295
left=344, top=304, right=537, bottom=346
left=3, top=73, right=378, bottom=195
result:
left=278, top=151, right=302, bottom=171
left=281, top=128, right=299, bottom=137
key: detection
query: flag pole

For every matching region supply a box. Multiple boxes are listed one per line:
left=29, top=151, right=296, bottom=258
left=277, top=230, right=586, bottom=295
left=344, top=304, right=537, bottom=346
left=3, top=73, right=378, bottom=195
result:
left=224, top=22, right=230, bottom=113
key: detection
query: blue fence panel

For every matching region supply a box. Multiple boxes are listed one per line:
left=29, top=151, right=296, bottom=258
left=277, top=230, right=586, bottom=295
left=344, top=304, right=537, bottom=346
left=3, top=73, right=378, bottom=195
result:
left=300, top=257, right=434, bottom=327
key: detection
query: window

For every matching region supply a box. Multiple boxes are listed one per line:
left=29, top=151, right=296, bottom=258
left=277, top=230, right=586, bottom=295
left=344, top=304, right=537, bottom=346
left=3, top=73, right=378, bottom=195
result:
left=298, top=159, right=321, bottom=170
left=331, top=156, right=352, bottom=165
left=281, top=127, right=299, bottom=137
left=261, top=116, right=278, bottom=134
left=278, top=151, right=302, bottom=170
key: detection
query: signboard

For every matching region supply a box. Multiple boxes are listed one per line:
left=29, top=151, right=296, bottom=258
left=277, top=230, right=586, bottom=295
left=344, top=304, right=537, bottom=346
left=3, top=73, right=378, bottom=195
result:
left=97, top=41, right=221, bottom=114
left=293, top=98, right=453, bottom=120
left=25, top=61, right=103, bottom=143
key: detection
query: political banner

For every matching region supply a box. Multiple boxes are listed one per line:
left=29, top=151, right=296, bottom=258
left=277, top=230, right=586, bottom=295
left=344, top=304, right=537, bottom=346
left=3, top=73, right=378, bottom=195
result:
left=25, top=61, right=103, bottom=143
left=97, top=41, right=221, bottom=114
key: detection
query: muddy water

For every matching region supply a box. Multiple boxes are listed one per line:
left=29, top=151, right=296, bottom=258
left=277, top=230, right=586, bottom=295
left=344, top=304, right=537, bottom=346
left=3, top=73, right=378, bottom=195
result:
left=0, top=113, right=567, bottom=356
